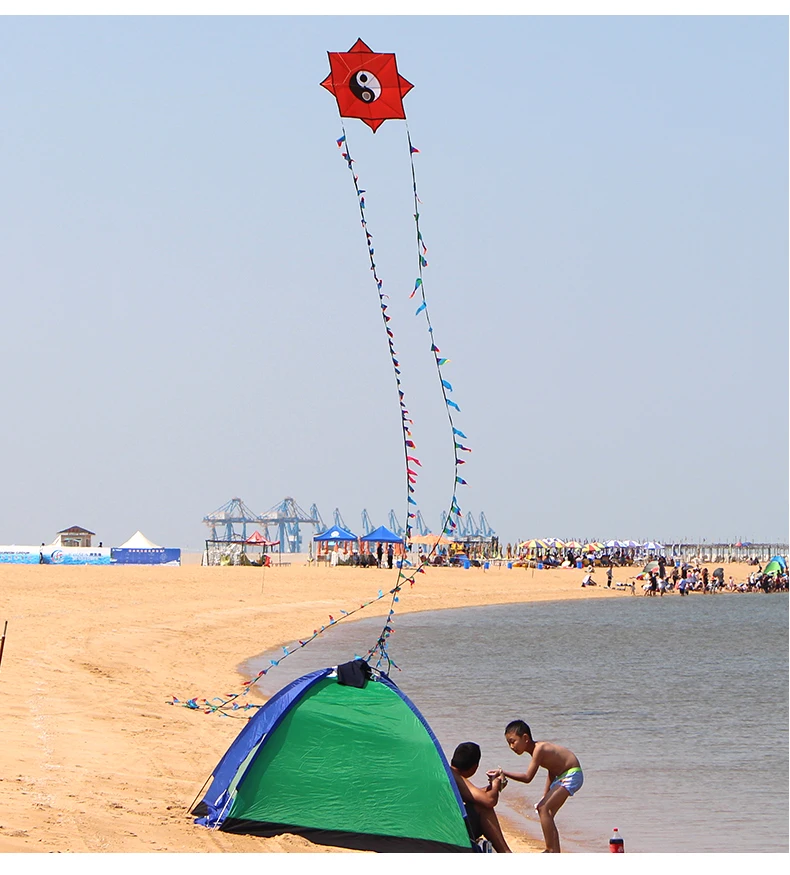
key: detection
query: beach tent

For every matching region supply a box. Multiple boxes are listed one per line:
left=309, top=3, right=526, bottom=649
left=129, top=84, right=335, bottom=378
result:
left=313, top=526, right=358, bottom=543
left=360, top=525, right=405, bottom=557
left=245, top=531, right=279, bottom=547
left=112, top=531, right=181, bottom=566
left=313, top=525, right=358, bottom=559
left=763, top=560, right=782, bottom=576
left=769, top=555, right=786, bottom=571
left=193, top=664, right=475, bottom=853
left=360, top=525, right=403, bottom=544
left=119, top=530, right=160, bottom=549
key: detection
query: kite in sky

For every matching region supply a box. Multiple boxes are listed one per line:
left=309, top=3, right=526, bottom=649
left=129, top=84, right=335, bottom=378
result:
left=320, top=38, right=414, bottom=132
left=171, top=42, right=470, bottom=712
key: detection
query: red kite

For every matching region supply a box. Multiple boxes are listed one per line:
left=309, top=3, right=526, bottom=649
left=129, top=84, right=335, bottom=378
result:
left=320, top=38, right=413, bottom=132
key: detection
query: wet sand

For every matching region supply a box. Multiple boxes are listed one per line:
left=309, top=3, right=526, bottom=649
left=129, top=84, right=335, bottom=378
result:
left=0, top=561, right=753, bottom=853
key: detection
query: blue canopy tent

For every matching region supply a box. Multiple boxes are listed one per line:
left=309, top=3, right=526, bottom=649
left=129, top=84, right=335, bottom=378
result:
left=361, top=525, right=403, bottom=544
left=360, top=525, right=405, bottom=560
left=313, top=525, right=358, bottom=561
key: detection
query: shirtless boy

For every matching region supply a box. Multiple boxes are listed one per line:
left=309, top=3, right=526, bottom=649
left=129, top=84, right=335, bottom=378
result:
left=502, top=720, right=583, bottom=853
left=449, top=742, right=512, bottom=853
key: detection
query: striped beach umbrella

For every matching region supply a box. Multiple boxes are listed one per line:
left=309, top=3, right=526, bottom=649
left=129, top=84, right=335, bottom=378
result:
left=519, top=539, right=547, bottom=551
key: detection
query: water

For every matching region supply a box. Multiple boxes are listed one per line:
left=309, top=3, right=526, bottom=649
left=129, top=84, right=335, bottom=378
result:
left=245, top=594, right=788, bottom=853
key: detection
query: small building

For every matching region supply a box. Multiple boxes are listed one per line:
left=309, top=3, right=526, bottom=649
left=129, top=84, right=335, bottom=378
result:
left=54, top=525, right=95, bottom=548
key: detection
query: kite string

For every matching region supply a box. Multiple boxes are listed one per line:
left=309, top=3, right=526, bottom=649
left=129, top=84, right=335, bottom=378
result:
left=361, top=122, right=474, bottom=671
left=405, top=121, right=471, bottom=544
left=169, top=126, right=463, bottom=715
left=336, top=123, right=417, bottom=673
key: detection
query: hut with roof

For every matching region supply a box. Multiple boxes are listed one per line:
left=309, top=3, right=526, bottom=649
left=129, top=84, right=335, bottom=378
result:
left=53, top=525, right=95, bottom=548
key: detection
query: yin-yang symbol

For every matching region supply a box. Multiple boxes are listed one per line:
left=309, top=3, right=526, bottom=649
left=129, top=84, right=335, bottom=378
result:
left=349, top=70, right=382, bottom=103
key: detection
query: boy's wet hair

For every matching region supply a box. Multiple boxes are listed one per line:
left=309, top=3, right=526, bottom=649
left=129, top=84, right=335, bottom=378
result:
left=505, top=719, right=532, bottom=738
left=451, top=741, right=481, bottom=771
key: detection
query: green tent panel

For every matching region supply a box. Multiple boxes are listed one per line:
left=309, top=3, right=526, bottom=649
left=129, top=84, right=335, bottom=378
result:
left=230, top=678, right=469, bottom=846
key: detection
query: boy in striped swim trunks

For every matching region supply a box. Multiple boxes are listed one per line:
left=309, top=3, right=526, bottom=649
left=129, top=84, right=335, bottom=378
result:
left=502, top=720, right=583, bottom=853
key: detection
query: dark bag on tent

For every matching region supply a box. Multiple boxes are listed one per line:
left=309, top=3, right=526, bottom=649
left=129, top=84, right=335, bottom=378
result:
left=337, top=658, right=372, bottom=689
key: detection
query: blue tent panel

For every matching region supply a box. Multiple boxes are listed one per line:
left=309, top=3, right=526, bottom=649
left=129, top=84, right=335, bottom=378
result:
left=314, top=526, right=358, bottom=542
left=194, top=668, right=332, bottom=822
left=360, top=525, right=403, bottom=543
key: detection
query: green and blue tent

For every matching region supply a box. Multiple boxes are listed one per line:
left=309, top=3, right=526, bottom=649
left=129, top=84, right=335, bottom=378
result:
left=193, top=664, right=475, bottom=852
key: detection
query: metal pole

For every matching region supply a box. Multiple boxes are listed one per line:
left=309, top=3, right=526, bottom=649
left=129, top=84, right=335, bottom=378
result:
left=0, top=620, right=8, bottom=671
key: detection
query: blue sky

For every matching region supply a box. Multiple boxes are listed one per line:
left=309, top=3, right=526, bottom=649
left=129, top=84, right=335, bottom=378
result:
left=0, top=15, right=786, bottom=549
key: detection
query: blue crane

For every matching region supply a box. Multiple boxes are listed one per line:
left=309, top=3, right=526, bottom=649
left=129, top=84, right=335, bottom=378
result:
left=388, top=510, right=404, bottom=539
left=258, top=497, right=323, bottom=553
left=414, top=510, right=430, bottom=536
left=203, top=497, right=261, bottom=542
left=361, top=509, right=375, bottom=535
left=478, top=512, right=496, bottom=538
left=332, top=508, right=348, bottom=530
left=310, top=504, right=327, bottom=535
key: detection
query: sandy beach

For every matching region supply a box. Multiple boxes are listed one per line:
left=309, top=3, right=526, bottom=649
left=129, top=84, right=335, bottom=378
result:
left=0, top=560, right=755, bottom=854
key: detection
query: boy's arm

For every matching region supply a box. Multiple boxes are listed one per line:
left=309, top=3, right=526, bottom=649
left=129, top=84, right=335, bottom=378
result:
left=503, top=747, right=543, bottom=785
left=501, top=769, right=530, bottom=783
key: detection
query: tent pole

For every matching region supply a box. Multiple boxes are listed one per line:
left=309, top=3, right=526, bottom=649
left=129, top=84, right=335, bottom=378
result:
left=0, top=620, right=7, bottom=671
left=186, top=774, right=213, bottom=815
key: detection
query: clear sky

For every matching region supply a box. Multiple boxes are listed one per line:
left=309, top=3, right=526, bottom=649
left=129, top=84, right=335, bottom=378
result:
left=0, top=14, right=787, bottom=550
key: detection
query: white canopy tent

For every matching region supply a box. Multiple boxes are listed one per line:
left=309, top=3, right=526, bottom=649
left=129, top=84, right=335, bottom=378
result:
left=119, top=531, right=162, bottom=549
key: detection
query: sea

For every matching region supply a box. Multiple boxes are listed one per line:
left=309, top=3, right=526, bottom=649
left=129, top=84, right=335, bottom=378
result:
left=245, top=592, right=789, bottom=854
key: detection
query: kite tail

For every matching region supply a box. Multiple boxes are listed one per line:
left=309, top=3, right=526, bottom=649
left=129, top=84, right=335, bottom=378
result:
left=406, top=124, right=471, bottom=545
left=169, top=125, right=448, bottom=714
left=337, top=125, right=421, bottom=674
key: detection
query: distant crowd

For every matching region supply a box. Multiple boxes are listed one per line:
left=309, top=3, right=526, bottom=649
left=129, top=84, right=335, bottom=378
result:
left=638, top=565, right=788, bottom=596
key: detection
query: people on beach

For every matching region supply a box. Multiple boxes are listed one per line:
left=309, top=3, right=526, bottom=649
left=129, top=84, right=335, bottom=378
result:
left=502, top=720, right=583, bottom=854
left=449, top=742, right=512, bottom=853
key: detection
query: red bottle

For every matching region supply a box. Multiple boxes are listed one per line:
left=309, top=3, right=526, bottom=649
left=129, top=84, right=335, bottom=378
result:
left=609, top=828, right=624, bottom=853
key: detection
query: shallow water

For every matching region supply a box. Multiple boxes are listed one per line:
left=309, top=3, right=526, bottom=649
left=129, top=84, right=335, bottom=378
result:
left=246, top=593, right=788, bottom=853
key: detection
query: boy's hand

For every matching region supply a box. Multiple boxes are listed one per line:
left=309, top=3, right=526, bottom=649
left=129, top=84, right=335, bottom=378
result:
left=486, top=768, right=507, bottom=790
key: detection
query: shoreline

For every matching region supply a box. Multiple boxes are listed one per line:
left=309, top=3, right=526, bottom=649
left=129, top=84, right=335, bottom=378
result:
left=0, top=561, right=764, bottom=853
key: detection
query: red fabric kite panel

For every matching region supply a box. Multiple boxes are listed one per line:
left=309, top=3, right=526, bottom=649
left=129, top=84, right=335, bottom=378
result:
left=321, top=38, right=413, bottom=132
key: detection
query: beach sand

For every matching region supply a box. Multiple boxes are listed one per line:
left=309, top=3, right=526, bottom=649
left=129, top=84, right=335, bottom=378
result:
left=0, top=560, right=752, bottom=854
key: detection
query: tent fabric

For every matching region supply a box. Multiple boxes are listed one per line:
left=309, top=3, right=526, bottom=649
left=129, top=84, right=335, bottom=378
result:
left=111, top=547, right=180, bottom=566
left=245, top=531, right=279, bottom=546
left=313, top=526, right=358, bottom=542
left=410, top=533, right=453, bottom=545
left=360, top=525, right=403, bottom=543
left=119, top=530, right=161, bottom=549
left=194, top=668, right=473, bottom=853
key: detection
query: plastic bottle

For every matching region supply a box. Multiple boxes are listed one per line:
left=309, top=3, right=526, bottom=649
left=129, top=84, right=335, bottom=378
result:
left=609, top=827, right=624, bottom=853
